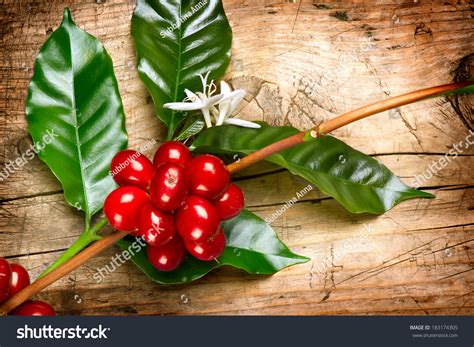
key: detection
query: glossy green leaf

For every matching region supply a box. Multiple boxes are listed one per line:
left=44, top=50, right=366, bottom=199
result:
left=118, top=209, right=308, bottom=284
left=26, top=9, right=128, bottom=222
left=174, top=117, right=205, bottom=141
left=131, top=0, right=232, bottom=139
left=191, top=123, right=434, bottom=214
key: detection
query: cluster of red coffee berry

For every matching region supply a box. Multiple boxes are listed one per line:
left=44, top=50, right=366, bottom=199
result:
left=0, top=257, right=55, bottom=315
left=104, top=141, right=244, bottom=272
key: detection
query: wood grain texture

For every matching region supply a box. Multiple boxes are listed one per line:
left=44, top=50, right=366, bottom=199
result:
left=0, top=0, right=473, bottom=315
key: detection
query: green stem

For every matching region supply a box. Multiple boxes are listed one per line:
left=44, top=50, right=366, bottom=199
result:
left=38, top=217, right=108, bottom=278
left=167, top=130, right=173, bottom=140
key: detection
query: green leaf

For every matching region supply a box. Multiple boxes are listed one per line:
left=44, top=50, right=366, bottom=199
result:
left=174, top=117, right=205, bottom=141
left=191, top=123, right=434, bottom=214
left=118, top=210, right=308, bottom=284
left=26, top=8, right=128, bottom=222
left=131, top=0, right=232, bottom=139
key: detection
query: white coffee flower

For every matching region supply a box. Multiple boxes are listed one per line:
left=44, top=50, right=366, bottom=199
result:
left=164, top=72, right=260, bottom=129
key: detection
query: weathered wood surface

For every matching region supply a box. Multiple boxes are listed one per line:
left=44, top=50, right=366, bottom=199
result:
left=0, top=0, right=473, bottom=315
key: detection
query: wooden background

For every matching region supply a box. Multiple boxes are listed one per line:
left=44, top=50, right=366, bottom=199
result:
left=0, top=0, right=473, bottom=315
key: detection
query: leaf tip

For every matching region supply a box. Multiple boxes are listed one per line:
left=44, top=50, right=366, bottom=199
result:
left=62, top=8, right=74, bottom=25
left=296, top=255, right=311, bottom=264
left=420, top=190, right=435, bottom=199
left=409, top=187, right=435, bottom=199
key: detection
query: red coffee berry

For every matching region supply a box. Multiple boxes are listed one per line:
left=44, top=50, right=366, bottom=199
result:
left=150, top=162, right=188, bottom=211
left=153, top=141, right=192, bottom=168
left=184, top=229, right=226, bottom=261
left=187, top=154, right=230, bottom=200
left=135, top=203, right=175, bottom=247
left=213, top=183, right=245, bottom=220
left=146, top=236, right=186, bottom=272
left=11, top=300, right=55, bottom=316
left=8, top=263, right=30, bottom=298
left=110, top=149, right=155, bottom=190
left=0, top=257, right=11, bottom=302
left=104, top=186, right=149, bottom=231
left=176, top=196, right=220, bottom=243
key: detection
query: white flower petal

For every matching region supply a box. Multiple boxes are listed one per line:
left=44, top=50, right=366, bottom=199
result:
left=228, top=89, right=246, bottom=115
left=223, top=118, right=261, bottom=128
left=215, top=85, right=246, bottom=126
left=218, top=89, right=242, bottom=103
left=210, top=105, right=220, bottom=123
left=209, top=104, right=219, bottom=116
left=164, top=101, right=204, bottom=111
left=204, top=93, right=224, bottom=107
left=184, top=89, right=199, bottom=102
left=195, top=92, right=208, bottom=101
left=216, top=104, right=229, bottom=126
left=216, top=92, right=231, bottom=125
left=202, top=108, right=213, bottom=128
left=220, top=81, right=232, bottom=94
